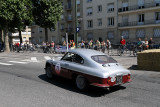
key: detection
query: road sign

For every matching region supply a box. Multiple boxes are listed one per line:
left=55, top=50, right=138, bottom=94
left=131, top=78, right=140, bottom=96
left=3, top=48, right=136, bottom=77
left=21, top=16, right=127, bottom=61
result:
left=76, top=27, right=80, bottom=32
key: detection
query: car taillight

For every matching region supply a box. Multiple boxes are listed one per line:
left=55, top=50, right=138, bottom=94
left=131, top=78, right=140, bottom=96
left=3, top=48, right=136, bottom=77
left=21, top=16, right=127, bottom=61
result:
left=107, top=77, right=111, bottom=83
left=128, top=74, right=131, bottom=79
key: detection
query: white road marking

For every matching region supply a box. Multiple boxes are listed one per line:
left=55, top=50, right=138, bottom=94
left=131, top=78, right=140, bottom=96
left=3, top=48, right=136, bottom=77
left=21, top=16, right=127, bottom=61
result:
left=21, top=59, right=31, bottom=62
left=8, top=61, right=28, bottom=64
left=0, top=62, right=13, bottom=66
left=31, top=57, right=39, bottom=62
left=44, top=56, right=51, bottom=60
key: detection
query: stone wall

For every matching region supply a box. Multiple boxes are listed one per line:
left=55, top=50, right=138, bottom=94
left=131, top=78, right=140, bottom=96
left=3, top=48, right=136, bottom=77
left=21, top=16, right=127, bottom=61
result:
left=137, top=49, right=160, bottom=71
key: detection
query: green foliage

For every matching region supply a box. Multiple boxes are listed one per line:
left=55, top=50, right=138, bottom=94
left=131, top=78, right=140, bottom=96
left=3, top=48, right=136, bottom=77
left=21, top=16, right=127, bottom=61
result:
left=0, top=0, right=33, bottom=31
left=32, top=0, right=63, bottom=30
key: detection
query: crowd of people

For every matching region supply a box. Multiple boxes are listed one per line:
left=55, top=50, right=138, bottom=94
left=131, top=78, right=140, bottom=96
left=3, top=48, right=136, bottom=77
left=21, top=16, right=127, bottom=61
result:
left=61, top=39, right=112, bottom=54
left=0, top=36, right=158, bottom=55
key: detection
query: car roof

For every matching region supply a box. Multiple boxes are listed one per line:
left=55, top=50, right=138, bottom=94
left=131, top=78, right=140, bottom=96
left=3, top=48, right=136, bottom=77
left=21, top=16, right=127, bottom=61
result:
left=69, top=49, right=106, bottom=58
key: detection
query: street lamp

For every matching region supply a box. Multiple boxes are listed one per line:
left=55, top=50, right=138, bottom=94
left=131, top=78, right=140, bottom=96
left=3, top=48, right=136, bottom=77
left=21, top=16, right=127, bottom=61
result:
left=75, top=0, right=78, bottom=48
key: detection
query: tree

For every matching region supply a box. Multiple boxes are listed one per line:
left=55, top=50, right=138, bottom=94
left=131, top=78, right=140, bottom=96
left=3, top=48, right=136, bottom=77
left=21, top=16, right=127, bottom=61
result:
left=10, top=0, right=33, bottom=45
left=0, top=0, right=33, bottom=52
left=32, top=0, right=63, bottom=42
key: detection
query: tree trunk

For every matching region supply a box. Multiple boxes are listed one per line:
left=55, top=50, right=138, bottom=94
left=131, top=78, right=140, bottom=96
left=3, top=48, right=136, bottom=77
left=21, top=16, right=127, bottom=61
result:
left=44, top=28, right=48, bottom=42
left=4, top=29, right=10, bottom=52
left=19, top=29, right=22, bottom=45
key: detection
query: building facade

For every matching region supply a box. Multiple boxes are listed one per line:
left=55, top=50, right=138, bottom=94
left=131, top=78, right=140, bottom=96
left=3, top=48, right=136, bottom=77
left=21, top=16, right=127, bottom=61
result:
left=31, top=24, right=59, bottom=44
left=11, top=26, right=31, bottom=44
left=83, top=0, right=118, bottom=43
left=31, top=0, right=84, bottom=44
left=118, top=0, right=160, bottom=43
left=59, top=0, right=84, bottom=43
left=31, top=0, right=160, bottom=44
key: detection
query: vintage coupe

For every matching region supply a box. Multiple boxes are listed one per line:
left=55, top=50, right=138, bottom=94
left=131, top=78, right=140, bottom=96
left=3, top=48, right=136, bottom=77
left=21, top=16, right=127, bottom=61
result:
left=45, top=49, right=131, bottom=91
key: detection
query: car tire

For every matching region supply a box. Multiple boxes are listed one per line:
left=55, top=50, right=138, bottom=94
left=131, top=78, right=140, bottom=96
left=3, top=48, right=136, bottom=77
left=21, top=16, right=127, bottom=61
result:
left=46, top=66, right=53, bottom=79
left=75, top=75, right=88, bottom=91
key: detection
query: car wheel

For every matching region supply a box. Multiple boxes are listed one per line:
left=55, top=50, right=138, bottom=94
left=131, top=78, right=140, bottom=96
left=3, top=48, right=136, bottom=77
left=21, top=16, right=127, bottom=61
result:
left=46, top=66, right=53, bottom=79
left=75, top=75, right=88, bottom=91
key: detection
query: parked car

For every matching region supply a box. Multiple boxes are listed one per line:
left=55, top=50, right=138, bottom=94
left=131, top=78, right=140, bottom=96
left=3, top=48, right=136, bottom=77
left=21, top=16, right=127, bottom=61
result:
left=44, top=49, right=131, bottom=91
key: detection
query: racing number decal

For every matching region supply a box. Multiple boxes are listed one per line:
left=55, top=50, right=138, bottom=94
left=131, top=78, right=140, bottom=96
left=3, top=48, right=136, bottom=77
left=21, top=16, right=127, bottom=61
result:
left=55, top=63, right=61, bottom=74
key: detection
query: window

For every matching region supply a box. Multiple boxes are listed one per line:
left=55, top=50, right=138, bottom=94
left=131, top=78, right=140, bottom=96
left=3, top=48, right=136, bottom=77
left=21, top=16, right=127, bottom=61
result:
left=155, top=12, right=160, bottom=23
left=87, top=20, right=93, bottom=28
left=39, top=37, right=42, bottom=43
left=98, top=19, right=102, bottom=26
left=138, top=0, right=144, bottom=9
left=87, top=7, right=93, bottom=15
left=60, top=24, right=64, bottom=30
left=107, top=31, right=114, bottom=39
left=155, top=0, right=160, bottom=6
left=108, top=17, right=114, bottom=26
left=87, top=33, right=93, bottom=40
left=61, top=15, right=64, bottom=20
left=91, top=55, right=117, bottom=64
left=51, top=36, right=56, bottom=41
left=87, top=0, right=92, bottom=3
left=108, top=3, right=114, bottom=12
left=68, top=14, right=72, bottom=21
left=138, top=14, right=144, bottom=25
left=122, top=0, right=128, bottom=11
left=136, top=29, right=145, bottom=38
left=98, top=5, right=102, bottom=12
left=122, top=31, right=129, bottom=39
left=77, top=0, right=80, bottom=4
left=77, top=12, right=80, bottom=17
left=61, top=52, right=84, bottom=64
left=154, top=28, right=160, bottom=37
left=38, top=27, right=42, bottom=32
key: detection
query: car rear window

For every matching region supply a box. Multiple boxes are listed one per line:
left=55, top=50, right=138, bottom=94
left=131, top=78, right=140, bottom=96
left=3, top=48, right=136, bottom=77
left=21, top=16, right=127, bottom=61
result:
left=91, top=55, right=117, bottom=64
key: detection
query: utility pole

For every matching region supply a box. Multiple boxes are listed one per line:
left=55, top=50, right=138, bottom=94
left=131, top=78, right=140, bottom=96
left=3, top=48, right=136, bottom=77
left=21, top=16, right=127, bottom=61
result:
left=75, top=0, right=78, bottom=48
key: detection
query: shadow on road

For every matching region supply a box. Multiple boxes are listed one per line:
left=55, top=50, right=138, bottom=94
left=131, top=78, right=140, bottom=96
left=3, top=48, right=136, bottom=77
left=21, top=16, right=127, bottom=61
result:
left=38, top=74, right=126, bottom=97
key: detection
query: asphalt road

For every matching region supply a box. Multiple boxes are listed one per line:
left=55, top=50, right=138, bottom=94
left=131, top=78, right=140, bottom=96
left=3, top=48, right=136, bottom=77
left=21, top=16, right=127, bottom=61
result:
left=0, top=52, right=160, bottom=107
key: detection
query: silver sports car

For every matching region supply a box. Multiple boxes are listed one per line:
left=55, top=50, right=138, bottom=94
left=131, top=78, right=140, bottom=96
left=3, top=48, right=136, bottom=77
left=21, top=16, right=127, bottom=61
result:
left=45, top=49, right=131, bottom=91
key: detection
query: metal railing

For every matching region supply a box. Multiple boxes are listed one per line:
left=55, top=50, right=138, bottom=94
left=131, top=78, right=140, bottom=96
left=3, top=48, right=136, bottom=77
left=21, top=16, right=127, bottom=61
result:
left=118, top=2, right=160, bottom=12
left=118, top=20, right=160, bottom=27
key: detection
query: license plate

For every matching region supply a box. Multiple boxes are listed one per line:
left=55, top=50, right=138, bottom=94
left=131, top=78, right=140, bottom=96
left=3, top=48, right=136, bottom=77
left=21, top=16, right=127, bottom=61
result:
left=116, top=76, right=123, bottom=84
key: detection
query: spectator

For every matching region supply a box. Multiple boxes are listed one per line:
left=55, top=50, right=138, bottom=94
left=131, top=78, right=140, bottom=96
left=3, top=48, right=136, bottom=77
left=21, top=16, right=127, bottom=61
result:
left=96, top=40, right=101, bottom=51
left=16, top=42, right=20, bottom=52
left=85, top=40, right=89, bottom=49
left=81, top=40, right=85, bottom=48
left=137, top=38, right=143, bottom=52
left=106, top=39, right=111, bottom=54
left=120, top=36, right=126, bottom=53
left=144, top=38, right=149, bottom=50
left=89, top=40, right=93, bottom=49
left=71, top=40, right=75, bottom=49
left=51, top=41, right=55, bottom=54
left=101, top=40, right=106, bottom=53
left=148, top=38, right=154, bottom=49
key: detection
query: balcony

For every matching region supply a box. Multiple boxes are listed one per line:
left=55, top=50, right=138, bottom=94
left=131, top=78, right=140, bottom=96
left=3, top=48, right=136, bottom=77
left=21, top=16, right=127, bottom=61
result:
left=65, top=4, right=72, bottom=10
left=118, top=20, right=160, bottom=28
left=66, top=28, right=73, bottom=33
left=118, top=2, right=160, bottom=13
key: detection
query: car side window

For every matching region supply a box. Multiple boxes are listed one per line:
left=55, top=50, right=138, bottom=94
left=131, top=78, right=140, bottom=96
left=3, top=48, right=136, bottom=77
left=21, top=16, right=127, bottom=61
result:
left=61, top=52, right=84, bottom=64
left=72, top=54, right=84, bottom=64
left=61, top=52, right=74, bottom=62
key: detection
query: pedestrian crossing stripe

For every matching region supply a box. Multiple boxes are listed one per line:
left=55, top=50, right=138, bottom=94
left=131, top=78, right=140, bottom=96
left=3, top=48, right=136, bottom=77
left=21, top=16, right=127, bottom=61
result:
left=44, top=56, right=51, bottom=60
left=8, top=61, right=28, bottom=64
left=0, top=62, right=13, bottom=66
left=31, top=57, right=39, bottom=62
